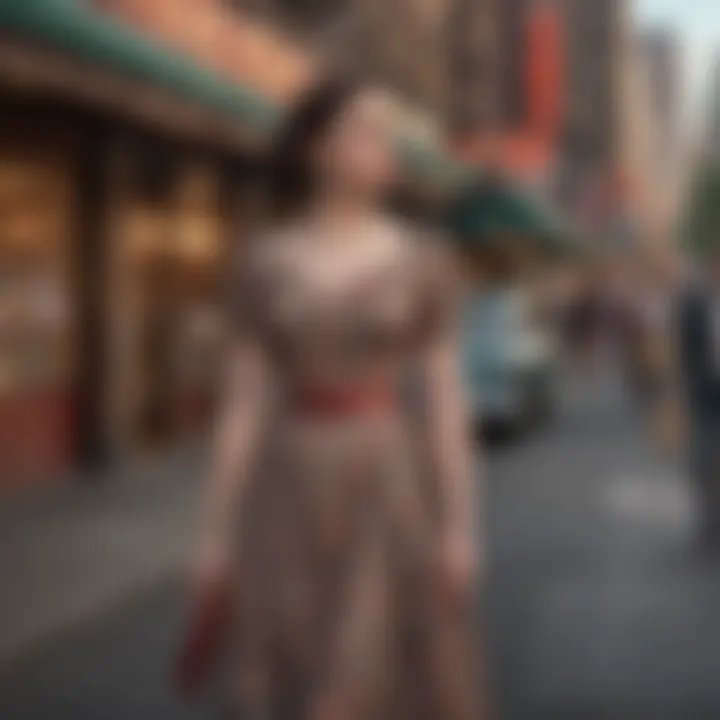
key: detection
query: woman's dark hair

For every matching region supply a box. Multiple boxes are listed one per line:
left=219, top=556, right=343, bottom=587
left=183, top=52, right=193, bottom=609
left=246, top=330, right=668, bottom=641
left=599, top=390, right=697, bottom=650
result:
left=267, top=74, right=362, bottom=218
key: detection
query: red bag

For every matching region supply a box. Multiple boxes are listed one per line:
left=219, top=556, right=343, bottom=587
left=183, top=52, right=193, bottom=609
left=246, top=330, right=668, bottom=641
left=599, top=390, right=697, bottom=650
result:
left=174, top=576, right=234, bottom=700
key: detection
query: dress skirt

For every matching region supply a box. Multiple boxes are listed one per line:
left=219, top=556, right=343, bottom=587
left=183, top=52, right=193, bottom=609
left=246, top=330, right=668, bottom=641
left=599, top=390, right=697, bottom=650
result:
left=223, top=412, right=487, bottom=719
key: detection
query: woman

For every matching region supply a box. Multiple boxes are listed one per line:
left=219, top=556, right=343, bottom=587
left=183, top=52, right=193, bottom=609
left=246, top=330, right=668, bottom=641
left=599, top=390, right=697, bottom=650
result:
left=185, top=76, right=487, bottom=719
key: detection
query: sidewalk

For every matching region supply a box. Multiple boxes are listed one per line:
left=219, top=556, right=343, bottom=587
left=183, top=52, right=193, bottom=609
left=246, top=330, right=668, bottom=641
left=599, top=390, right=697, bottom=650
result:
left=488, top=366, right=720, bottom=718
left=4, top=366, right=720, bottom=719
left=0, top=443, right=207, bottom=668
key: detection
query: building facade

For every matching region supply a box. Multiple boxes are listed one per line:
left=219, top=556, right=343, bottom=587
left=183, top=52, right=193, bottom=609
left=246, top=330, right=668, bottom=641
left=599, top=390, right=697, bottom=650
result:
left=0, top=0, right=303, bottom=490
left=634, top=29, right=685, bottom=247
left=557, top=0, right=628, bottom=230
left=449, top=0, right=566, bottom=194
left=638, top=29, right=681, bottom=166
left=224, top=0, right=451, bottom=122
left=449, top=0, right=566, bottom=136
left=619, top=33, right=662, bottom=247
left=497, top=0, right=530, bottom=131
left=448, top=0, right=501, bottom=134
left=562, top=0, right=624, bottom=163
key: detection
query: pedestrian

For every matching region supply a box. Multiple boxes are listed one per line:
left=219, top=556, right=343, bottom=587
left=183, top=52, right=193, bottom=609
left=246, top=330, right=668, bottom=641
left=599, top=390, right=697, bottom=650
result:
left=678, top=247, right=720, bottom=550
left=640, top=262, right=684, bottom=452
left=177, top=75, right=490, bottom=719
left=620, top=268, right=665, bottom=411
left=564, top=269, right=605, bottom=371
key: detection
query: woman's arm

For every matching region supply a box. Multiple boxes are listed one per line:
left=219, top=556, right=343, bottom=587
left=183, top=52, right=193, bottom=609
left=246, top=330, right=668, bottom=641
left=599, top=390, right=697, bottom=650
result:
left=194, top=243, right=273, bottom=577
left=195, top=335, right=272, bottom=574
left=176, top=243, right=273, bottom=698
left=424, top=312, right=483, bottom=578
left=421, top=243, right=484, bottom=594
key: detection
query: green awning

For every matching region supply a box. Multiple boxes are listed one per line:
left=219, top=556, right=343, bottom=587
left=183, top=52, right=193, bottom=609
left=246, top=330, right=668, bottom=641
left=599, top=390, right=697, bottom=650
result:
left=444, top=177, right=574, bottom=253
left=0, top=0, right=281, bottom=135
left=0, top=0, right=468, bottom=193
left=398, top=137, right=472, bottom=195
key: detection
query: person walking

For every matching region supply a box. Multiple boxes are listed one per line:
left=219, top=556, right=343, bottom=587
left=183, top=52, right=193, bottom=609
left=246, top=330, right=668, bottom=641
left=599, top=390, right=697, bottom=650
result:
left=622, top=270, right=666, bottom=411
left=564, top=269, right=607, bottom=372
left=640, top=263, right=684, bottom=452
left=178, top=76, right=490, bottom=719
left=678, top=250, right=720, bottom=549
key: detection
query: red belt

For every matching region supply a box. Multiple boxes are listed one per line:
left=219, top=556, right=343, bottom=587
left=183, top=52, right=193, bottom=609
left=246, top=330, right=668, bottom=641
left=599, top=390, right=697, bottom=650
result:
left=291, top=385, right=397, bottom=418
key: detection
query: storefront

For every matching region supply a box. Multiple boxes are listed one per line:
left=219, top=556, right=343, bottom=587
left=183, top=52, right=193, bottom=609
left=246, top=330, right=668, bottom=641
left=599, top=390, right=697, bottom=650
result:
left=0, top=112, right=249, bottom=491
left=95, top=129, right=249, bottom=463
left=0, top=1, right=276, bottom=489
left=0, top=114, right=79, bottom=487
left=105, top=148, right=230, bottom=456
left=170, top=163, right=227, bottom=438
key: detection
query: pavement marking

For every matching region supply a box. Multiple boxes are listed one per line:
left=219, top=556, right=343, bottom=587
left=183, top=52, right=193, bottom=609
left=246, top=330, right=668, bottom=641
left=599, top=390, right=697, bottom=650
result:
left=602, top=473, right=696, bottom=532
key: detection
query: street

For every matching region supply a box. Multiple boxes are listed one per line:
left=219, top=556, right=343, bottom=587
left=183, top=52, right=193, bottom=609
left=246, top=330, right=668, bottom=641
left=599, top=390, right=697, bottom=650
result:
left=2, top=367, right=720, bottom=719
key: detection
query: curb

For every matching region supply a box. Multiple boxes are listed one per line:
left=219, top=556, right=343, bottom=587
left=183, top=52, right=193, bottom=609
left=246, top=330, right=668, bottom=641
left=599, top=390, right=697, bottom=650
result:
left=0, top=561, right=185, bottom=674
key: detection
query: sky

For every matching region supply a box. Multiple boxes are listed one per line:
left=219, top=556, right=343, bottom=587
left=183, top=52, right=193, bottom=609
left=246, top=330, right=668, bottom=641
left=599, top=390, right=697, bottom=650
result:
left=636, top=0, right=719, bottom=113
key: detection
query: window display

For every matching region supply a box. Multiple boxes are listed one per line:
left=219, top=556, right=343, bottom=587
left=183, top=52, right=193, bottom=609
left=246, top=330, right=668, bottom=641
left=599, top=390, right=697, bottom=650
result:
left=0, top=157, right=73, bottom=393
left=0, top=150, right=76, bottom=484
left=171, top=165, right=225, bottom=431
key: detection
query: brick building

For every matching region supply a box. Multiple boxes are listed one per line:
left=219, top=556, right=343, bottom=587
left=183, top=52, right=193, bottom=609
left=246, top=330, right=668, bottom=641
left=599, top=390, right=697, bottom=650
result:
left=223, top=0, right=450, bottom=120
left=450, top=0, right=565, bottom=190
left=448, top=0, right=501, bottom=135
left=557, top=0, right=628, bottom=213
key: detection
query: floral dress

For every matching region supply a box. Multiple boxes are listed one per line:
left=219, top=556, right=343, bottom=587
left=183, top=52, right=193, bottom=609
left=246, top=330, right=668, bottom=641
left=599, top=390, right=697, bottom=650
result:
left=212, top=217, right=488, bottom=719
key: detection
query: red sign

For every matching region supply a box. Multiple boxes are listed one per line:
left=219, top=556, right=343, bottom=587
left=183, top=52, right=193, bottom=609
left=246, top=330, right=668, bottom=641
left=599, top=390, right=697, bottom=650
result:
left=526, top=1, right=564, bottom=139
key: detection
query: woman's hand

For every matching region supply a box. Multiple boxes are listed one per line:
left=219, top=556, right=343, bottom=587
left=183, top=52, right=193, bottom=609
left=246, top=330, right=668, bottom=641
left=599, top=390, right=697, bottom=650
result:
left=176, top=540, right=234, bottom=700
left=437, top=527, right=483, bottom=607
left=191, top=538, right=231, bottom=594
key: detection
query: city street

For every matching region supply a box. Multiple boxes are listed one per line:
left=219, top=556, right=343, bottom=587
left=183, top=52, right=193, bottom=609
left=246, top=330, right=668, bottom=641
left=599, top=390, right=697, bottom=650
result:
left=0, top=0, right=706, bottom=716
left=2, top=366, right=720, bottom=719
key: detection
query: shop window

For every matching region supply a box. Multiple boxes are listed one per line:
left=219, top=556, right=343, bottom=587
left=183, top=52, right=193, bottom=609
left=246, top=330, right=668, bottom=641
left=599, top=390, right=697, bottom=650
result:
left=132, top=147, right=175, bottom=206
left=0, top=152, right=76, bottom=481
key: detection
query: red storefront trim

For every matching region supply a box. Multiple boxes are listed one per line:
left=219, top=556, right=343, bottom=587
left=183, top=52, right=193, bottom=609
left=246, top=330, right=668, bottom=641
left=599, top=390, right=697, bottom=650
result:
left=0, top=386, right=76, bottom=493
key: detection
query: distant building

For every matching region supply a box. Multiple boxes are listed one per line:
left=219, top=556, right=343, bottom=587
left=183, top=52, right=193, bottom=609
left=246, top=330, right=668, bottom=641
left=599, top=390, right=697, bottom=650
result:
left=497, top=0, right=530, bottom=130
left=557, top=0, right=628, bottom=224
left=619, top=33, right=661, bottom=248
left=448, top=0, right=501, bottom=134
left=637, top=28, right=682, bottom=165
left=562, top=0, right=625, bottom=164
left=449, top=0, right=566, bottom=136
left=607, top=26, right=685, bottom=252
left=448, top=0, right=566, bottom=197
